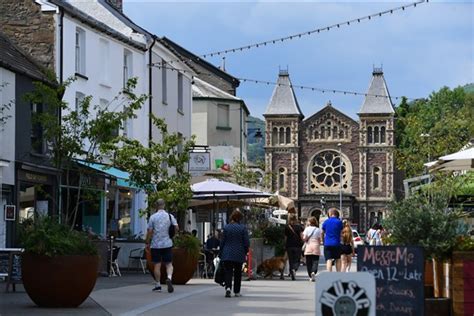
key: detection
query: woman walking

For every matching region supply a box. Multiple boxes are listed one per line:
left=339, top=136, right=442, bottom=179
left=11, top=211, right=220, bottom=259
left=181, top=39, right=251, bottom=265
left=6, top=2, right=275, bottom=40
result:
left=302, top=216, right=322, bottom=282
left=284, top=214, right=304, bottom=280
left=340, top=220, right=355, bottom=272
left=220, top=209, right=250, bottom=298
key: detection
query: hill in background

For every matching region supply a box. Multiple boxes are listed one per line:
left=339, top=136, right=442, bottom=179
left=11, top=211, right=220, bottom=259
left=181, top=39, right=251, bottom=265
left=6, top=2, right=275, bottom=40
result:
left=247, top=116, right=265, bottom=163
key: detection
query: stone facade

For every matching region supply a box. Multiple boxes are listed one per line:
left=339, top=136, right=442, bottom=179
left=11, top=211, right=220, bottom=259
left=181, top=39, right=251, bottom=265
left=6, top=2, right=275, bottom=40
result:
left=0, top=0, right=56, bottom=71
left=264, top=70, right=398, bottom=232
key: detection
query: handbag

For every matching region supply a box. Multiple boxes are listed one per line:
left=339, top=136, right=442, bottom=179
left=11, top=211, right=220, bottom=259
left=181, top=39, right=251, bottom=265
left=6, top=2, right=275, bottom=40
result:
left=288, top=224, right=303, bottom=247
left=168, top=213, right=176, bottom=238
left=214, top=258, right=225, bottom=287
left=302, top=228, right=316, bottom=252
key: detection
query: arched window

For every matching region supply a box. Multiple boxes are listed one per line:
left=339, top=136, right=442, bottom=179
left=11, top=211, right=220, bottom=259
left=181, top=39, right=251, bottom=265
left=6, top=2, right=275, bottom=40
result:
left=320, top=126, right=325, bottom=139
left=285, top=127, right=291, bottom=144
left=373, top=166, right=381, bottom=190
left=367, top=127, right=373, bottom=143
left=278, top=168, right=286, bottom=190
left=333, top=126, right=338, bottom=139
left=314, top=130, right=319, bottom=140
left=327, top=122, right=331, bottom=137
left=381, top=126, right=386, bottom=143
left=339, top=130, right=344, bottom=139
left=374, top=126, right=379, bottom=143
left=279, top=128, right=285, bottom=144
left=272, top=127, right=278, bottom=146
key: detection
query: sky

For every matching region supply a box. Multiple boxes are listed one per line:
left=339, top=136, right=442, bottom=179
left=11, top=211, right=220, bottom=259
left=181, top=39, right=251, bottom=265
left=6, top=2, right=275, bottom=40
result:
left=123, top=1, right=473, bottom=120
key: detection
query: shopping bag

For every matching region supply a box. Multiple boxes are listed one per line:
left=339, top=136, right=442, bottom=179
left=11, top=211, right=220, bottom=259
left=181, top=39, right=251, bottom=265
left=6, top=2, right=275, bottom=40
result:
left=214, top=259, right=225, bottom=287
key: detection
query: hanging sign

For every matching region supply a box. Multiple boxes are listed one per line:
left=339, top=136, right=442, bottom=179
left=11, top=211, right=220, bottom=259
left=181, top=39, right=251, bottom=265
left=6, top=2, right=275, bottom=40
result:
left=4, top=205, right=15, bottom=221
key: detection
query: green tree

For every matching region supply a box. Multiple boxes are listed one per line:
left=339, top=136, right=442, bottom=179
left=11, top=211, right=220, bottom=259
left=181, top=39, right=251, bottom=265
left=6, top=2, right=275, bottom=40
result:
left=26, top=77, right=146, bottom=228
left=395, top=86, right=473, bottom=178
left=104, top=114, right=195, bottom=226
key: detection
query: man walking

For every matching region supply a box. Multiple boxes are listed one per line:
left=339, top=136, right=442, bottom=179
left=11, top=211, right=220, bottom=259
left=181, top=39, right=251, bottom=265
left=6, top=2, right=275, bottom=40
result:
left=321, top=208, right=343, bottom=272
left=145, top=199, right=178, bottom=293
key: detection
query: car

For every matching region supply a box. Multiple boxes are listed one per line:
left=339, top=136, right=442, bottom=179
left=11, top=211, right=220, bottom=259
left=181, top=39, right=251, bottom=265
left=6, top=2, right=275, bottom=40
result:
left=352, top=229, right=364, bottom=249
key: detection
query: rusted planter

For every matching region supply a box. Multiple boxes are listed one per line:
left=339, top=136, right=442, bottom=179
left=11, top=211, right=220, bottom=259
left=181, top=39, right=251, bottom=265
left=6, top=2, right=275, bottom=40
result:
left=452, top=251, right=474, bottom=316
left=22, top=253, right=99, bottom=307
left=145, top=247, right=198, bottom=285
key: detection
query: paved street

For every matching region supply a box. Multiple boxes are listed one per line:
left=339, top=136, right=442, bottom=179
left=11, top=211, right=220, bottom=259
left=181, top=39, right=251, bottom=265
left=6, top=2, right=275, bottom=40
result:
left=0, top=257, right=357, bottom=316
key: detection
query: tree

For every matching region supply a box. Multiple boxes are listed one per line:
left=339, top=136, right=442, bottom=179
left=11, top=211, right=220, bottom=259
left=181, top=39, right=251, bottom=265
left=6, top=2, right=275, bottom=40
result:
left=104, top=114, right=195, bottom=226
left=395, top=86, right=473, bottom=178
left=0, top=82, right=13, bottom=130
left=26, top=76, right=146, bottom=228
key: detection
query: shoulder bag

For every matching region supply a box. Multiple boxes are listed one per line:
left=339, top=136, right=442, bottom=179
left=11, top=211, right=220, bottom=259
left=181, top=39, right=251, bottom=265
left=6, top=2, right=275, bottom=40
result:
left=168, top=213, right=176, bottom=238
left=302, top=227, right=316, bottom=252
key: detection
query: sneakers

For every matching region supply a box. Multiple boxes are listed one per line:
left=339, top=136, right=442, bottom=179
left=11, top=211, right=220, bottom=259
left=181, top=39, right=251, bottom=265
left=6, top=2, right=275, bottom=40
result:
left=291, top=269, right=296, bottom=281
left=152, top=286, right=162, bottom=292
left=166, top=278, right=174, bottom=293
left=225, top=289, right=231, bottom=298
left=234, top=293, right=242, bottom=297
left=310, top=272, right=316, bottom=282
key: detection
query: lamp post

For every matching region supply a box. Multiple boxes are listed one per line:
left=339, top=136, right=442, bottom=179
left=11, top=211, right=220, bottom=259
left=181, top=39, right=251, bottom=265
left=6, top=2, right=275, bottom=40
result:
left=337, top=143, right=342, bottom=214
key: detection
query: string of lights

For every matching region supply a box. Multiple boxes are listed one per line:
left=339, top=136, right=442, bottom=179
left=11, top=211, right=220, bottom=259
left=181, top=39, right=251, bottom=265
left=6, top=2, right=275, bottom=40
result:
left=151, top=63, right=414, bottom=101
left=158, top=0, right=428, bottom=66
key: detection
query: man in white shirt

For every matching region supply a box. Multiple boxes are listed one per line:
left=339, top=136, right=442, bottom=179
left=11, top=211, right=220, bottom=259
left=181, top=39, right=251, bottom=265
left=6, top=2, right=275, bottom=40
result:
left=145, top=199, right=178, bottom=293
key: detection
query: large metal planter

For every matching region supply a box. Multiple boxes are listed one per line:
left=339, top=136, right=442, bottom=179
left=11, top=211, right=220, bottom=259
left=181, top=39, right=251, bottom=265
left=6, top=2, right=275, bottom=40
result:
left=22, top=253, right=99, bottom=307
left=145, top=247, right=198, bottom=285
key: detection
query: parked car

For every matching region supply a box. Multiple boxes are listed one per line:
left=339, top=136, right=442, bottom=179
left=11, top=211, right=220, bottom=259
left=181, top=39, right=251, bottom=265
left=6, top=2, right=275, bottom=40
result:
left=352, top=229, right=364, bottom=249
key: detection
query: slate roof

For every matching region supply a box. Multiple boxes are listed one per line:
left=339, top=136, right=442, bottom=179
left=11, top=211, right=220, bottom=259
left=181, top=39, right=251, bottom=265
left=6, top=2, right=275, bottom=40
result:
left=0, top=32, right=51, bottom=84
left=192, top=77, right=249, bottom=115
left=264, top=70, right=303, bottom=117
left=358, top=69, right=394, bottom=115
left=48, top=0, right=146, bottom=50
left=303, top=101, right=358, bottom=126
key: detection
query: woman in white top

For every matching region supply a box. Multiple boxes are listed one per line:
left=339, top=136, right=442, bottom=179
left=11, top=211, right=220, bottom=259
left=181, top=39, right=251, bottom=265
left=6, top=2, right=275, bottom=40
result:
left=302, top=216, right=322, bottom=282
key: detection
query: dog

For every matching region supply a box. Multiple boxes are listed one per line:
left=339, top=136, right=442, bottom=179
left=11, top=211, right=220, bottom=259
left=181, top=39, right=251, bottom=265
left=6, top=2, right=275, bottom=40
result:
left=256, top=256, right=287, bottom=279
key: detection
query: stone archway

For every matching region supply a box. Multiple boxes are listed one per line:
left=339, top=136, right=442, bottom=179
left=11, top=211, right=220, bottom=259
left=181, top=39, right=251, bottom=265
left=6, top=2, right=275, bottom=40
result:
left=308, top=208, right=323, bottom=226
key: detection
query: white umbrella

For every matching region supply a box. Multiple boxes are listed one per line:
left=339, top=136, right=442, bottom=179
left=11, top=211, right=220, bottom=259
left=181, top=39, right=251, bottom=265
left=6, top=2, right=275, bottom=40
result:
left=429, top=147, right=474, bottom=172
left=192, top=179, right=269, bottom=198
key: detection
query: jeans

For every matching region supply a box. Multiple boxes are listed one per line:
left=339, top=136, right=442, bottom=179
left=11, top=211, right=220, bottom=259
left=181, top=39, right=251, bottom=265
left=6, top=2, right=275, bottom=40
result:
left=287, top=247, right=302, bottom=272
left=305, top=255, right=320, bottom=277
left=224, top=261, right=243, bottom=294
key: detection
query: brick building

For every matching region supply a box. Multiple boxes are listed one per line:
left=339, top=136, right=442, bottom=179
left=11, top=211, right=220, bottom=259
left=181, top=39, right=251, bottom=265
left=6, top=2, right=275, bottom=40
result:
left=264, top=68, right=398, bottom=232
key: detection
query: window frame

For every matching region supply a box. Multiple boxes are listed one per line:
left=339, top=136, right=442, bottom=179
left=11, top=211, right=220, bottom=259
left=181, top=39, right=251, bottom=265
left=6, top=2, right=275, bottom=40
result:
left=216, top=103, right=230, bottom=129
left=75, top=28, right=86, bottom=75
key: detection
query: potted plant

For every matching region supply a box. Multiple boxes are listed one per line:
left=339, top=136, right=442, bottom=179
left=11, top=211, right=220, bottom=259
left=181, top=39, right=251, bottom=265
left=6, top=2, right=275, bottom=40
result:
left=19, top=216, right=99, bottom=307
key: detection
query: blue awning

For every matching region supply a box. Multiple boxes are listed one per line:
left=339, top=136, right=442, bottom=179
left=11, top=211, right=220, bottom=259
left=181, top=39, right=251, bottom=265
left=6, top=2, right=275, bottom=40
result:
left=77, top=161, right=138, bottom=189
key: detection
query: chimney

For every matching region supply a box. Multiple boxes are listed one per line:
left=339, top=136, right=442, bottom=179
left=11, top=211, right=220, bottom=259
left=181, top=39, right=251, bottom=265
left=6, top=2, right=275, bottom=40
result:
left=107, top=0, right=123, bottom=12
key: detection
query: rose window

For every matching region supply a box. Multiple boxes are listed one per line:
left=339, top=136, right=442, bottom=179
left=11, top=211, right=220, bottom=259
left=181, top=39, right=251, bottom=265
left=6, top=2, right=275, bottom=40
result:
left=309, top=150, right=351, bottom=192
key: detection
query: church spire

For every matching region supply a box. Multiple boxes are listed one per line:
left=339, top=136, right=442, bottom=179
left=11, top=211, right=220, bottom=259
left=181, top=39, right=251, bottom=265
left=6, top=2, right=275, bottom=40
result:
left=264, top=70, right=303, bottom=117
left=358, top=68, right=394, bottom=115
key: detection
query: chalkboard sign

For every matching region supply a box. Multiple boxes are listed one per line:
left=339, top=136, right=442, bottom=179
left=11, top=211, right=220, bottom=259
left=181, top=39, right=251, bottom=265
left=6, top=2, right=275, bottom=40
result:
left=357, top=246, right=424, bottom=316
left=0, top=249, right=23, bottom=292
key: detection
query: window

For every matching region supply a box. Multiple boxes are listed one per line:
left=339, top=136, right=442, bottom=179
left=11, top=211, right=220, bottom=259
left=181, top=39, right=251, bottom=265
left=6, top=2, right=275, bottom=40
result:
left=217, top=104, right=229, bottom=128
left=309, top=150, right=352, bottom=192
left=285, top=127, right=291, bottom=144
left=278, top=168, right=286, bottom=190
left=161, top=59, right=167, bottom=104
left=75, top=28, right=86, bottom=75
left=373, top=166, right=381, bottom=190
left=272, top=127, right=278, bottom=145
left=123, top=50, right=133, bottom=88
left=374, top=126, right=379, bottom=143
left=177, top=132, right=183, bottom=154
left=30, top=103, right=44, bottom=154
left=320, top=126, right=325, bottom=139
left=99, top=39, right=109, bottom=85
left=177, top=73, right=183, bottom=113
left=381, top=126, right=386, bottom=143
left=367, top=126, right=373, bottom=144
left=118, top=189, right=133, bottom=238
left=123, top=106, right=133, bottom=138
left=99, top=98, right=109, bottom=110
left=75, top=92, right=85, bottom=112
left=279, top=128, right=284, bottom=144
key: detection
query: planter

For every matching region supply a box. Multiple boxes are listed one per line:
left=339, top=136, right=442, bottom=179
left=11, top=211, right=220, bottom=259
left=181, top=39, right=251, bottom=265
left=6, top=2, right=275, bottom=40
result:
left=22, top=253, right=99, bottom=307
left=425, top=298, right=452, bottom=316
left=145, top=247, right=198, bottom=285
left=452, top=251, right=474, bottom=316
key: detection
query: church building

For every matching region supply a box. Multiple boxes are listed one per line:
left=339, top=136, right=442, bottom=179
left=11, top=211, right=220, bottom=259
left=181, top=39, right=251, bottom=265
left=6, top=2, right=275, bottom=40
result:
left=264, top=68, right=398, bottom=232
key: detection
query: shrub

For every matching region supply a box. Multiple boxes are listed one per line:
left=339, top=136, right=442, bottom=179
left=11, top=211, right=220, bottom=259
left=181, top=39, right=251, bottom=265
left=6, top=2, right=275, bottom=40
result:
left=173, top=233, right=201, bottom=259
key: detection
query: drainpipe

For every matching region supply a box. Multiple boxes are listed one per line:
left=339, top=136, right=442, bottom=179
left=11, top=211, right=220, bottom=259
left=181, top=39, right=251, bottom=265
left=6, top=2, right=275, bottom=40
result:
left=58, top=8, right=64, bottom=223
left=148, top=36, right=157, bottom=147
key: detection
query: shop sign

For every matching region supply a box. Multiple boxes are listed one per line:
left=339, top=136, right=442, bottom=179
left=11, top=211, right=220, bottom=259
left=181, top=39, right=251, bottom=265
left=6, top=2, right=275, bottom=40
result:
left=196, top=210, right=211, bottom=222
left=189, top=152, right=210, bottom=172
left=18, top=171, right=50, bottom=184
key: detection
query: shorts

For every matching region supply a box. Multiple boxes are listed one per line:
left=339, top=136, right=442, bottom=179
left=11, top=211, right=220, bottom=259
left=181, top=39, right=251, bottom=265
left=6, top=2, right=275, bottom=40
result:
left=151, top=247, right=173, bottom=263
left=324, top=245, right=341, bottom=261
left=341, top=244, right=353, bottom=255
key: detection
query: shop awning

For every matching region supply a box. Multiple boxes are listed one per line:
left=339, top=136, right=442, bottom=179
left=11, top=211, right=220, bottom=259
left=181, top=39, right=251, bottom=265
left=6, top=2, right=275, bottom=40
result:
left=77, top=161, right=138, bottom=189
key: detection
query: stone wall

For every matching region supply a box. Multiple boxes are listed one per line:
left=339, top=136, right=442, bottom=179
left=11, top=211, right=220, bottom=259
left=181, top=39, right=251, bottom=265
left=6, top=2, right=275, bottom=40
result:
left=0, top=0, right=56, bottom=71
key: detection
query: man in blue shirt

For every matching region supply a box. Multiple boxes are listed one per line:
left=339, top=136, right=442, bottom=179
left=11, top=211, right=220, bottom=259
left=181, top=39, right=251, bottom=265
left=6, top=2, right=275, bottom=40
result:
left=322, top=208, right=343, bottom=272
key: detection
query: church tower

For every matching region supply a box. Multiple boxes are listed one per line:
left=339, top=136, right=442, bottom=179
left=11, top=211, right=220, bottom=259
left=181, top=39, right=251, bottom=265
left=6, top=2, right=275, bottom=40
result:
left=263, top=70, right=303, bottom=200
left=357, top=68, right=395, bottom=230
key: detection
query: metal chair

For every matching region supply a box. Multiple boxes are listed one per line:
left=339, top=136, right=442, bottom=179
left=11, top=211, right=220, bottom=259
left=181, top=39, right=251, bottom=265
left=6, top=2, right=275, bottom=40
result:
left=128, top=247, right=146, bottom=274
left=108, top=246, right=121, bottom=277
left=197, top=252, right=208, bottom=278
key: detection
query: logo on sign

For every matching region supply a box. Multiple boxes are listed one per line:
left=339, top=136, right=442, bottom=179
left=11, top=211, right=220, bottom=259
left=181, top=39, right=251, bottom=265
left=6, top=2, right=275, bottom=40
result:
left=320, top=280, right=371, bottom=316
